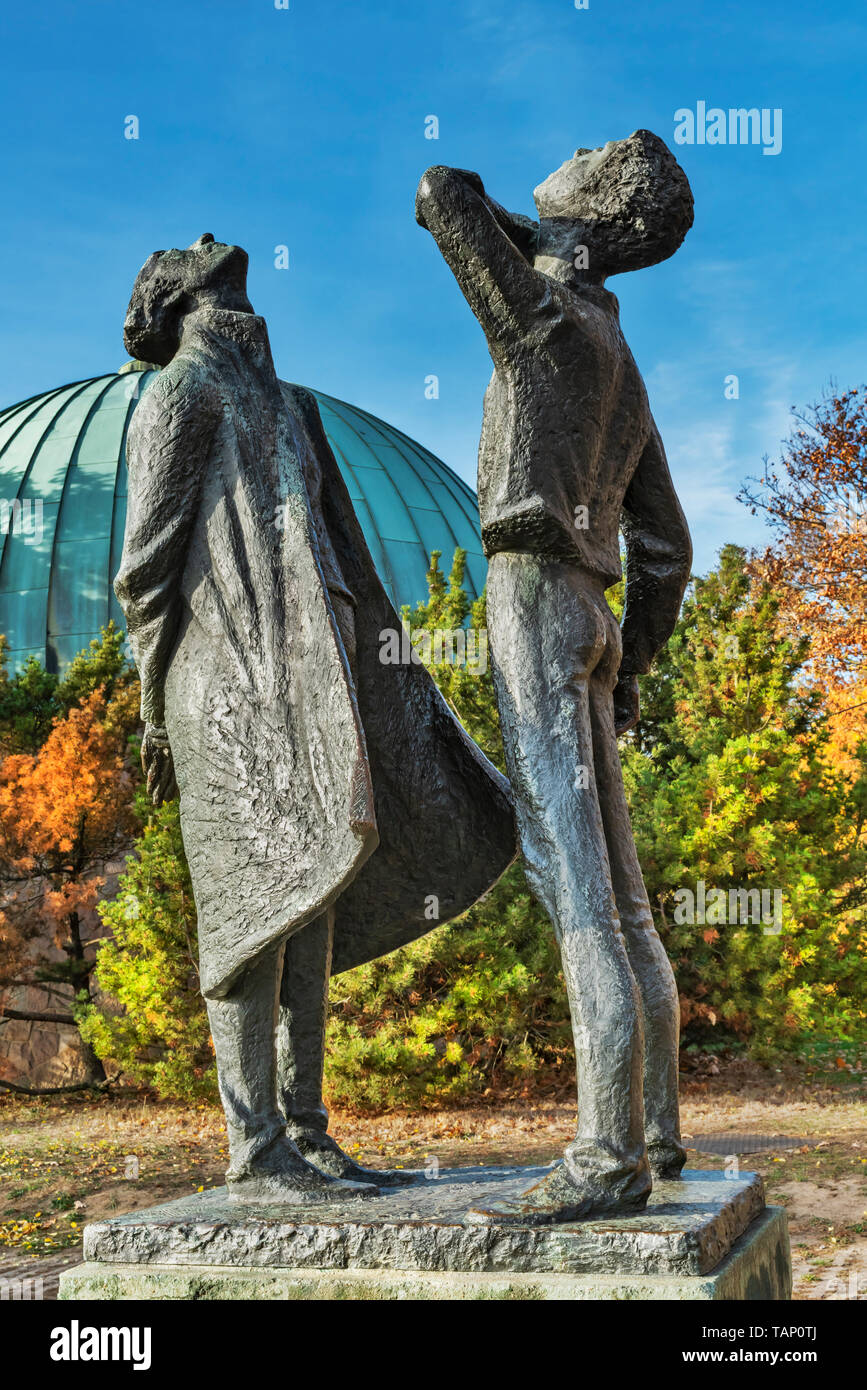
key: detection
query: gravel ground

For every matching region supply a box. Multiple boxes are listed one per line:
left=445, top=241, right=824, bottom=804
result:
left=1, top=1054, right=864, bottom=1300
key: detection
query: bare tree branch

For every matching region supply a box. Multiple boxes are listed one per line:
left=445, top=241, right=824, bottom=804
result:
left=0, top=1077, right=111, bottom=1096
left=0, top=1006, right=76, bottom=1024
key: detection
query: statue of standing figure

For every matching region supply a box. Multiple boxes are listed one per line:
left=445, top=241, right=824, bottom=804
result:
left=417, top=131, right=694, bottom=1223
left=115, top=235, right=516, bottom=1204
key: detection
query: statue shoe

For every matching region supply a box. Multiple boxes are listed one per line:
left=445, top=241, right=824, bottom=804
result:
left=647, top=1138, right=688, bottom=1179
left=463, top=1159, right=652, bottom=1226
left=227, top=1132, right=378, bottom=1204
left=287, top=1125, right=417, bottom=1187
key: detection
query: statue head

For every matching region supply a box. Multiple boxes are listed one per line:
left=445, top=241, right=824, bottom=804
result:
left=532, top=130, right=693, bottom=282
left=123, top=234, right=254, bottom=365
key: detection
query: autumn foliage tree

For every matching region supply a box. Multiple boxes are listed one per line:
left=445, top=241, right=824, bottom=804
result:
left=739, top=386, right=867, bottom=689
left=737, top=388, right=867, bottom=1049
left=0, top=686, right=138, bottom=1086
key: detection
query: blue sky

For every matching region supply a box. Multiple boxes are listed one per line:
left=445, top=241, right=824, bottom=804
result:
left=1, top=0, right=864, bottom=573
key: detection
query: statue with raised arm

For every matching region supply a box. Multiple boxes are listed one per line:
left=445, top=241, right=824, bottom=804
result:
left=116, top=234, right=515, bottom=1204
left=417, top=131, right=694, bottom=1223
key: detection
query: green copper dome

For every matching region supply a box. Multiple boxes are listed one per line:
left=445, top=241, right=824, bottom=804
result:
left=0, top=367, right=485, bottom=672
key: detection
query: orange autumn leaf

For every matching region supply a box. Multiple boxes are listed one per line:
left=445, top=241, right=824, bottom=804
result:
left=0, top=689, right=134, bottom=869
left=741, top=387, right=867, bottom=692
left=0, top=689, right=136, bottom=955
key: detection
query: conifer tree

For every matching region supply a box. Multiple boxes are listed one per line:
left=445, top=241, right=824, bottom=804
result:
left=624, top=544, right=867, bottom=1054
left=79, top=796, right=215, bottom=1099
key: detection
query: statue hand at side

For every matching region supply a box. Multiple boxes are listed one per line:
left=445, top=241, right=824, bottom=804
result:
left=142, top=723, right=178, bottom=805
left=613, top=671, right=640, bottom=737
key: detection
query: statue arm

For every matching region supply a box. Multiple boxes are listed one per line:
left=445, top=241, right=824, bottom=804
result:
left=415, top=165, right=542, bottom=348
left=483, top=197, right=540, bottom=263
left=619, top=425, right=692, bottom=678
left=114, top=367, right=219, bottom=728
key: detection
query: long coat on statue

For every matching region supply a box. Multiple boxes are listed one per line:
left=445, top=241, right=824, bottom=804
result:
left=115, top=307, right=515, bottom=998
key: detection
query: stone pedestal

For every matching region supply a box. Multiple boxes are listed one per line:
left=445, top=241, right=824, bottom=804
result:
left=59, top=1166, right=791, bottom=1301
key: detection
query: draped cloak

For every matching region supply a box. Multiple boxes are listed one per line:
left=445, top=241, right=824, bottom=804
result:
left=114, top=310, right=516, bottom=998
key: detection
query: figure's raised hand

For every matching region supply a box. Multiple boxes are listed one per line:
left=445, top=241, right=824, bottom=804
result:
left=415, top=167, right=485, bottom=228
left=141, top=723, right=178, bottom=805
left=451, top=168, right=485, bottom=197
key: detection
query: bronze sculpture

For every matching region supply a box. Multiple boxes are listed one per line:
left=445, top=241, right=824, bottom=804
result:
left=115, top=234, right=515, bottom=1203
left=417, top=131, right=694, bottom=1223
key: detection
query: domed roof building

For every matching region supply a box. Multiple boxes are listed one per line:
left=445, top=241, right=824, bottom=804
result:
left=0, top=365, right=485, bottom=671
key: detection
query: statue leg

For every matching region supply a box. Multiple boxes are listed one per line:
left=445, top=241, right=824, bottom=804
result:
left=589, top=679, right=687, bottom=1179
left=277, top=909, right=416, bottom=1186
left=466, top=554, right=651, bottom=1225
left=205, top=943, right=375, bottom=1203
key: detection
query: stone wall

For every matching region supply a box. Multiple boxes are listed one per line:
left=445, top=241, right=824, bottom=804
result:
left=0, top=861, right=123, bottom=1088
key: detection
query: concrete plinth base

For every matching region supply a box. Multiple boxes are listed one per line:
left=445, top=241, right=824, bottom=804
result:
left=59, top=1166, right=791, bottom=1301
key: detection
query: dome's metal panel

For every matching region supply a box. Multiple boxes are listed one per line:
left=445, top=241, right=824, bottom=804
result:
left=108, top=371, right=152, bottom=638
left=313, top=391, right=485, bottom=614
left=0, top=506, right=58, bottom=595
left=0, top=380, right=114, bottom=668
left=0, top=370, right=486, bottom=671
